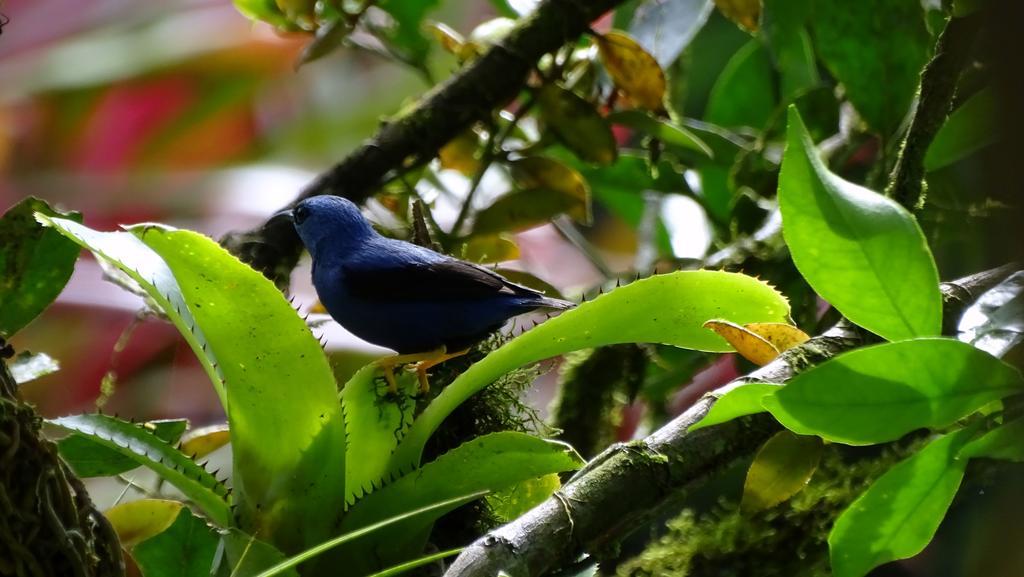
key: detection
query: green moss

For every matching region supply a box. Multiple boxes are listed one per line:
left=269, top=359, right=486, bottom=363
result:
left=615, top=442, right=920, bottom=577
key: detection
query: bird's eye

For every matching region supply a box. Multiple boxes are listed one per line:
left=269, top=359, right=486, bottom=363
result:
left=294, top=205, right=309, bottom=225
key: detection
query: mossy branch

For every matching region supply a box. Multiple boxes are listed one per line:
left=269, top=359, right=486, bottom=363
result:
left=443, top=263, right=1021, bottom=577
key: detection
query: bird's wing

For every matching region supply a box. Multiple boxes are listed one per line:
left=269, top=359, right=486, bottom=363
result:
left=343, top=258, right=531, bottom=302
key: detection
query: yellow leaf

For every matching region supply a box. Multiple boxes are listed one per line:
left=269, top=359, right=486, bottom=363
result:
left=425, top=22, right=481, bottom=61
left=745, top=322, right=810, bottom=353
left=509, top=157, right=592, bottom=223
left=742, top=431, right=822, bottom=512
left=715, top=0, right=761, bottom=32
left=461, top=234, right=521, bottom=263
left=180, top=424, right=231, bottom=460
left=439, top=130, right=483, bottom=175
left=105, top=499, right=183, bottom=548
left=595, top=31, right=667, bottom=112
left=536, top=84, right=617, bottom=166
left=703, top=319, right=780, bottom=365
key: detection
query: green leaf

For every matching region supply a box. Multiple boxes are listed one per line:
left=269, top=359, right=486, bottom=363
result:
left=704, top=39, right=776, bottom=131
left=232, top=0, right=289, bottom=28
left=689, top=382, right=779, bottom=431
left=829, top=427, right=976, bottom=577
left=741, top=431, right=823, bottom=512
left=9, top=351, right=59, bottom=384
left=778, top=107, right=941, bottom=341
left=761, top=0, right=819, bottom=102
left=132, top=226, right=346, bottom=554
left=959, top=417, right=1024, bottom=462
left=388, top=270, right=791, bottom=473
left=811, top=0, right=930, bottom=135
left=628, top=0, right=714, bottom=67
left=472, top=189, right=586, bottom=236
left=487, top=473, right=562, bottom=522
left=253, top=493, right=486, bottom=577
left=925, top=86, right=998, bottom=171
left=341, top=365, right=418, bottom=504
left=537, top=84, right=618, bottom=166
left=365, top=548, right=464, bottom=577
left=0, top=198, right=81, bottom=338
left=607, top=110, right=713, bottom=157
left=105, top=499, right=184, bottom=548
left=376, top=0, right=443, bottom=62
left=219, top=529, right=299, bottom=577
left=762, top=338, right=1024, bottom=445
left=148, top=419, right=189, bottom=444
left=134, top=507, right=219, bottom=577
left=341, top=432, right=583, bottom=572
left=56, top=418, right=189, bottom=478
left=50, top=414, right=231, bottom=525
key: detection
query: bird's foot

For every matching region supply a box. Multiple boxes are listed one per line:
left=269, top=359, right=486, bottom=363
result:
left=376, top=348, right=448, bottom=395
left=409, top=347, right=471, bottom=394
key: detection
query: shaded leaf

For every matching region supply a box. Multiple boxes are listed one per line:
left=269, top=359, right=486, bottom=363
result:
left=105, top=499, right=183, bottom=548
left=0, top=198, right=81, bottom=338
left=705, top=39, right=776, bottom=130
left=829, top=427, right=976, bottom=577
left=596, top=31, right=667, bottom=111
left=388, top=270, right=791, bottom=473
left=811, top=0, right=930, bottom=135
left=377, top=0, right=443, bottom=63
left=606, top=110, right=713, bottom=157
left=56, top=435, right=140, bottom=478
left=439, top=130, right=483, bottom=175
left=220, top=529, right=299, bottom=577
left=628, top=0, right=714, bottom=68
left=509, top=156, right=592, bottom=222
left=762, top=338, right=1023, bottom=445
left=461, top=235, right=520, bottom=263
left=742, top=431, right=823, bottom=512
left=715, top=0, right=761, bottom=31
left=959, top=418, right=1024, bottom=462
left=493, top=268, right=564, bottom=299
left=689, top=382, right=779, bottom=431
left=537, top=84, right=617, bottom=166
left=779, top=107, right=941, bottom=341
left=134, top=507, right=219, bottom=577
left=50, top=414, right=231, bottom=525
left=9, top=351, right=59, bottom=384
left=472, top=188, right=586, bottom=235
left=926, top=86, right=998, bottom=171
left=761, top=0, right=819, bottom=101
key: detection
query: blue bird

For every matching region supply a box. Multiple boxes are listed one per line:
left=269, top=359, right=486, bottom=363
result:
left=288, top=196, right=574, bottom=392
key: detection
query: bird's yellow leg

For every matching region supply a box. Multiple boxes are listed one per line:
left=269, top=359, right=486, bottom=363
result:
left=411, top=347, right=471, bottom=393
left=375, top=348, right=447, bottom=394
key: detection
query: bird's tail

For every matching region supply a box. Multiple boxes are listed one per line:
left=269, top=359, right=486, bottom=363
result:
left=536, top=296, right=576, bottom=311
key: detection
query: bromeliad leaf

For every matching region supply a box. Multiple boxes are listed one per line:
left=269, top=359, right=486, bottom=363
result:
left=50, top=414, right=231, bottom=525
left=762, top=338, right=1024, bottom=445
left=778, top=107, right=942, bottom=341
left=829, top=427, right=977, bottom=577
left=389, top=270, right=791, bottom=474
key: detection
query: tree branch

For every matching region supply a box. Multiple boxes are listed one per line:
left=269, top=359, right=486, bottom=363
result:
left=444, top=263, right=1021, bottom=577
left=887, top=12, right=982, bottom=210
left=222, top=0, right=627, bottom=285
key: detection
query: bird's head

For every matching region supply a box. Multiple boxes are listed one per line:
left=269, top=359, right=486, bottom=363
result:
left=290, top=196, right=376, bottom=257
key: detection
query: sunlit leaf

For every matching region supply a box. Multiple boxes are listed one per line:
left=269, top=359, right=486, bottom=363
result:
left=0, top=198, right=81, bottom=338
left=50, top=414, right=230, bottom=525
left=388, top=270, right=791, bottom=473
left=779, top=107, right=941, bottom=341
left=829, top=427, right=976, bottom=577
left=762, top=338, right=1024, bottom=445
left=468, top=17, right=517, bottom=46
left=811, top=0, right=930, bottom=135
left=957, top=271, right=1024, bottom=358
left=9, top=351, right=59, bottom=384
left=715, top=0, right=761, bottom=31
left=133, top=507, right=219, bottom=577
left=460, top=234, right=521, bottom=263
left=746, top=322, right=810, bottom=353
left=606, top=110, right=713, bottom=157
left=105, top=499, right=183, bottom=548
left=742, top=431, right=823, bottom=512
left=689, top=382, right=779, bottom=431
left=487, top=473, right=562, bottom=522
left=596, top=31, right=667, bottom=111
left=703, top=319, right=780, bottom=365
left=537, top=84, right=617, bottom=166
left=179, top=424, right=231, bottom=460
left=959, top=418, right=1024, bottom=462
left=926, top=86, right=998, bottom=171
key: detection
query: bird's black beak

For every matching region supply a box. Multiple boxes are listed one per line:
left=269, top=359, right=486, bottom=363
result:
left=268, top=208, right=294, bottom=227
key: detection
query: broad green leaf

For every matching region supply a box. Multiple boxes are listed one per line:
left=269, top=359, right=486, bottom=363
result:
left=342, top=365, right=418, bottom=504
left=689, top=382, right=779, bottom=431
left=926, top=86, right=998, bottom=171
left=537, top=84, right=617, bottom=166
left=779, top=107, right=941, bottom=341
left=761, top=0, right=819, bottom=101
left=487, top=473, right=562, bottom=522
left=50, top=414, right=231, bottom=525
left=628, top=0, right=714, bottom=68
left=959, top=418, right=1024, bottom=462
left=389, top=270, right=791, bottom=473
left=606, top=110, right=713, bottom=157
left=596, top=31, right=667, bottom=111
left=341, top=433, right=582, bottom=572
left=762, top=339, right=1024, bottom=445
left=0, top=198, right=81, bottom=338
left=133, top=226, right=346, bottom=554
left=829, top=427, right=976, bottom=577
left=811, top=0, right=930, bottom=135
left=105, top=499, right=183, bottom=548
left=253, top=493, right=486, bottom=577
left=472, top=189, right=586, bottom=235
left=9, top=351, right=59, bottom=384
left=220, top=529, right=299, bottom=577
left=741, top=431, right=823, bottom=512
left=705, top=40, right=776, bottom=131
left=134, top=507, right=219, bottom=577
